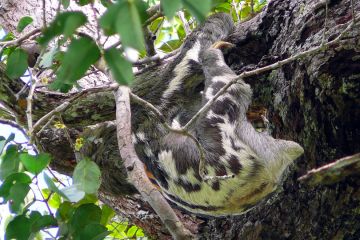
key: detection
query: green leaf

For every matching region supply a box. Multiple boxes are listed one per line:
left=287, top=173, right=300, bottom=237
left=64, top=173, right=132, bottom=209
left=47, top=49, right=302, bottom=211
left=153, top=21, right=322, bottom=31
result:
left=100, top=204, right=115, bottom=225
left=100, top=0, right=145, bottom=50
left=136, top=228, right=145, bottom=237
left=0, top=133, right=15, bottom=155
left=44, top=173, right=70, bottom=200
left=56, top=201, right=74, bottom=221
left=20, top=153, right=51, bottom=174
left=31, top=213, right=57, bottom=232
left=6, top=211, right=57, bottom=240
left=182, top=0, right=212, bottom=22
left=159, top=39, right=182, bottom=52
left=77, top=0, right=94, bottom=6
left=0, top=172, right=31, bottom=200
left=104, top=48, right=133, bottom=85
left=38, top=12, right=87, bottom=46
left=5, top=48, right=28, bottom=79
left=0, top=145, right=21, bottom=180
left=161, top=0, right=182, bottom=19
left=61, top=184, right=85, bottom=202
left=48, top=192, right=62, bottom=208
left=9, top=182, right=30, bottom=213
left=70, top=203, right=102, bottom=236
left=100, top=0, right=112, bottom=7
left=17, top=16, right=34, bottom=33
left=77, top=223, right=110, bottom=240
left=61, top=0, right=70, bottom=8
left=39, top=47, right=58, bottom=68
left=6, top=215, right=32, bottom=240
left=73, top=158, right=101, bottom=194
left=127, top=225, right=138, bottom=238
left=50, top=36, right=100, bottom=92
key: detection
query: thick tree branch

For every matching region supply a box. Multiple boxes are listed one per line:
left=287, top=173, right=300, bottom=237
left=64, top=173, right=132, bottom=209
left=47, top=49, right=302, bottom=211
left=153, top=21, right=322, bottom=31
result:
left=115, top=86, right=193, bottom=240
left=298, top=153, right=360, bottom=186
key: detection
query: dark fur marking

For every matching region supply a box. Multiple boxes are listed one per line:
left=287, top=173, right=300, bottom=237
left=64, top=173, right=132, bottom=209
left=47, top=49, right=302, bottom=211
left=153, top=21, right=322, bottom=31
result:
left=167, top=193, right=221, bottom=211
left=199, top=126, right=226, bottom=157
left=205, top=116, right=225, bottom=126
left=212, top=181, right=220, bottom=191
left=176, top=179, right=201, bottom=192
left=228, top=154, right=242, bottom=175
left=211, top=81, right=226, bottom=92
left=244, top=182, right=269, bottom=199
left=212, top=98, right=240, bottom=123
left=215, top=164, right=227, bottom=176
left=246, top=160, right=262, bottom=180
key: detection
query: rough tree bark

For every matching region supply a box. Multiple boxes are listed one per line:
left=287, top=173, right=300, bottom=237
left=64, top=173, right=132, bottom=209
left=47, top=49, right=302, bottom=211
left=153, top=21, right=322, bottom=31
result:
left=0, top=0, right=359, bottom=239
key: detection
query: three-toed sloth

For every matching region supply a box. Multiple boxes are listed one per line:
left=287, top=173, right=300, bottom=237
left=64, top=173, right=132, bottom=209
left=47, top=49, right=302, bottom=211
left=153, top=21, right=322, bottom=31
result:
left=132, top=13, right=304, bottom=216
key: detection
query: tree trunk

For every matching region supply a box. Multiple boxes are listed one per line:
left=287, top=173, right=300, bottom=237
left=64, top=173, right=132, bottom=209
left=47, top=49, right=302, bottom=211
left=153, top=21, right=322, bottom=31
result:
left=0, top=0, right=359, bottom=239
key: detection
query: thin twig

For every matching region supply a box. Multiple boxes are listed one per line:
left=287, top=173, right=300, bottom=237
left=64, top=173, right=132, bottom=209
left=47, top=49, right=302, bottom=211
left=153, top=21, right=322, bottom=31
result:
left=133, top=49, right=178, bottom=66
left=36, top=115, right=55, bottom=136
left=183, top=17, right=358, bottom=131
left=46, top=167, right=66, bottom=187
left=0, top=28, right=41, bottom=46
left=42, top=0, right=47, bottom=28
left=35, top=176, right=53, bottom=215
left=26, top=73, right=41, bottom=135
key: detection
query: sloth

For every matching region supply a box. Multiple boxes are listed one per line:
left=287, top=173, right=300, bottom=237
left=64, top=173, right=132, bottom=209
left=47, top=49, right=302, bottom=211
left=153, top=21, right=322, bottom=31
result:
left=130, top=13, right=304, bottom=216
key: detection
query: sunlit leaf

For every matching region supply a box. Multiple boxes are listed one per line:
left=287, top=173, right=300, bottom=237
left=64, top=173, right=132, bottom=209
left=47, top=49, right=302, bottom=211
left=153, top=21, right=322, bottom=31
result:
left=104, top=47, right=133, bottom=85
left=127, top=225, right=138, bottom=238
left=159, top=39, right=182, bottom=52
left=48, top=192, right=62, bottom=209
left=5, top=48, right=28, bottom=79
left=17, top=16, right=33, bottom=33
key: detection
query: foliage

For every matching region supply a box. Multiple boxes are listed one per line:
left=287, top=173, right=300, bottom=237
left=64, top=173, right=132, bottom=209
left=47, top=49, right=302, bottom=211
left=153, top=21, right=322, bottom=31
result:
left=0, top=0, right=268, bottom=239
